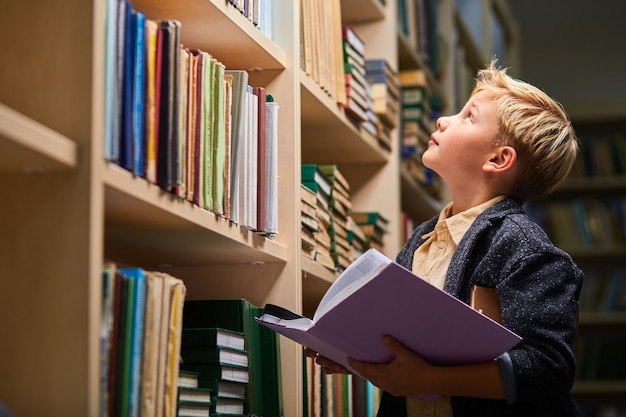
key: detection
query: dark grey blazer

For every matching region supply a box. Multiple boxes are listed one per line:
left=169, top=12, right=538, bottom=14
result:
left=377, top=197, right=583, bottom=417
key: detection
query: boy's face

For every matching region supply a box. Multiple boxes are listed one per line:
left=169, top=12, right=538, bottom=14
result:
left=422, top=90, right=500, bottom=186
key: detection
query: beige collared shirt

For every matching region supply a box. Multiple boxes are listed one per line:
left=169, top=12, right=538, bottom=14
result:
left=406, top=196, right=505, bottom=417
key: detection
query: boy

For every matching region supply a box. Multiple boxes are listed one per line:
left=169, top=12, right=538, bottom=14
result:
left=307, top=61, right=584, bottom=416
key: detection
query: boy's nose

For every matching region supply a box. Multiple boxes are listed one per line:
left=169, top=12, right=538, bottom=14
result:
left=436, top=116, right=448, bottom=130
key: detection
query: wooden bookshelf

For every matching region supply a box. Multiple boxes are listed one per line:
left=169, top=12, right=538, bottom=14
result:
left=0, top=0, right=520, bottom=415
left=527, top=120, right=626, bottom=412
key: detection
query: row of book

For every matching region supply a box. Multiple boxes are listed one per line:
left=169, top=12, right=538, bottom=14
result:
left=579, top=404, right=626, bottom=417
left=226, top=0, right=274, bottom=39
left=300, top=164, right=389, bottom=271
left=397, top=0, right=440, bottom=75
left=100, top=264, right=187, bottom=417
left=570, top=134, right=626, bottom=178
left=398, top=68, right=443, bottom=197
left=577, top=334, right=626, bottom=381
left=104, top=1, right=279, bottom=234
left=181, top=299, right=283, bottom=417
left=300, top=0, right=346, bottom=105
left=300, top=0, right=402, bottom=152
left=526, top=196, right=626, bottom=248
left=304, top=355, right=381, bottom=417
left=178, top=328, right=249, bottom=416
left=579, top=269, right=626, bottom=313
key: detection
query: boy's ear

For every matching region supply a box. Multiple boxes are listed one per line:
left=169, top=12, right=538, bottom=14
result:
left=483, top=146, right=517, bottom=173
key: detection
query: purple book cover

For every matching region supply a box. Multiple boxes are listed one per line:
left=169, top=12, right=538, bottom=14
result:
left=256, top=249, right=521, bottom=375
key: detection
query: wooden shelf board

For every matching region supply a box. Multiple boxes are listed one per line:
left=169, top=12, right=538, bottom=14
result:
left=133, top=0, right=286, bottom=72
left=300, top=72, right=390, bottom=165
left=104, top=162, right=287, bottom=267
left=341, top=0, right=385, bottom=24
left=0, top=103, right=77, bottom=173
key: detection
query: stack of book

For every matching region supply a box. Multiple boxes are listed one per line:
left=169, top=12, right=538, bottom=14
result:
left=350, top=211, right=389, bottom=252
left=347, top=215, right=368, bottom=260
left=176, top=370, right=213, bottom=417
left=319, top=165, right=355, bottom=271
left=302, top=164, right=335, bottom=271
left=301, top=183, right=320, bottom=260
left=342, top=26, right=371, bottom=124
left=182, top=299, right=283, bottom=417
left=179, top=327, right=248, bottom=416
left=365, top=59, right=401, bottom=150
left=398, top=69, right=439, bottom=194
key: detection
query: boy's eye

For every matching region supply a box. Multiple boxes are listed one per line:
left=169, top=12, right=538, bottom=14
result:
left=464, top=114, right=473, bottom=122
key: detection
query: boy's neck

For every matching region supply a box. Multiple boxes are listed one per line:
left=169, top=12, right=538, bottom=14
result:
left=449, top=190, right=506, bottom=216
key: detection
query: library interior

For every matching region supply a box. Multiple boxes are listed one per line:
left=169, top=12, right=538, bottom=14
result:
left=1, top=0, right=625, bottom=416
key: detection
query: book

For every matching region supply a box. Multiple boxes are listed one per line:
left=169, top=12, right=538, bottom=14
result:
left=119, top=2, right=135, bottom=173
left=156, top=20, right=180, bottom=193
left=199, top=379, right=246, bottom=400
left=301, top=164, right=332, bottom=198
left=177, top=386, right=212, bottom=404
left=181, top=345, right=249, bottom=367
left=139, top=270, right=166, bottom=417
left=144, top=19, right=159, bottom=184
left=211, top=396, right=245, bottom=414
left=177, top=400, right=212, bottom=417
left=263, top=96, right=279, bottom=234
left=180, top=363, right=250, bottom=384
left=118, top=267, right=147, bottom=417
left=104, top=0, right=121, bottom=164
left=178, top=370, right=200, bottom=388
left=224, top=70, right=249, bottom=223
left=253, top=86, right=267, bottom=232
left=256, top=248, right=522, bottom=376
left=181, top=328, right=246, bottom=351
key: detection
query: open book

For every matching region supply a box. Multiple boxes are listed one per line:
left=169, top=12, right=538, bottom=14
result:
left=255, top=248, right=521, bottom=374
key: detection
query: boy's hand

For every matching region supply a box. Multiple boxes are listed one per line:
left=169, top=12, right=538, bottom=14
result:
left=303, top=347, right=351, bottom=375
left=348, top=335, right=434, bottom=397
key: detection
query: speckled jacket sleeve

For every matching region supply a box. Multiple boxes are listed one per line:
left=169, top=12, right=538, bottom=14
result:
left=381, top=197, right=584, bottom=417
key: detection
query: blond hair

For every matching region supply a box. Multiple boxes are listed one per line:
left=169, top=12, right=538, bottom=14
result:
left=472, top=60, right=578, bottom=202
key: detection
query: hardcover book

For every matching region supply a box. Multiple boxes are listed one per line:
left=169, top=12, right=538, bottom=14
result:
left=256, top=248, right=521, bottom=375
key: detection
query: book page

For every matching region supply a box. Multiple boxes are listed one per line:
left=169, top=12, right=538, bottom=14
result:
left=313, top=248, right=391, bottom=322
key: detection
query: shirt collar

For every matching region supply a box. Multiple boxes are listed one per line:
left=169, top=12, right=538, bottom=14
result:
left=431, top=196, right=506, bottom=245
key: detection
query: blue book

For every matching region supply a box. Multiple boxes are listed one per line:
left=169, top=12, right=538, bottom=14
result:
left=120, top=1, right=134, bottom=172
left=131, top=10, right=146, bottom=177
left=119, top=267, right=146, bottom=417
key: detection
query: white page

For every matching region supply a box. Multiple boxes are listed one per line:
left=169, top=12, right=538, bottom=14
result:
left=313, top=248, right=392, bottom=322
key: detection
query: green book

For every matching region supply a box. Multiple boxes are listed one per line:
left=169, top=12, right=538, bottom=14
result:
left=180, top=363, right=249, bottom=384
left=181, top=345, right=248, bottom=367
left=301, top=164, right=332, bottom=197
left=198, top=379, right=246, bottom=400
left=254, top=305, right=284, bottom=417
left=177, top=400, right=211, bottom=417
left=177, top=386, right=212, bottom=405
left=181, top=328, right=245, bottom=351
left=182, top=299, right=264, bottom=416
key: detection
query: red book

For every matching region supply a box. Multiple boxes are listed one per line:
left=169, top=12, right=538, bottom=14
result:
left=253, top=86, right=267, bottom=232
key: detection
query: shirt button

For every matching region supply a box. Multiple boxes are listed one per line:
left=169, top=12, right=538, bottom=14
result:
left=438, top=241, right=445, bottom=249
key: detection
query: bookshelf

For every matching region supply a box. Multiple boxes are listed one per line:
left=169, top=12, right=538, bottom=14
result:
left=526, top=120, right=626, bottom=413
left=0, top=1, right=518, bottom=416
